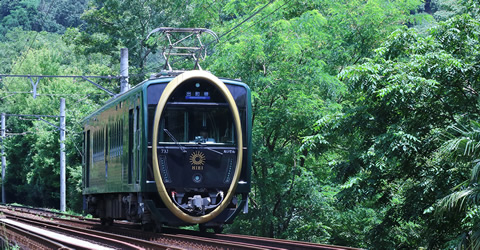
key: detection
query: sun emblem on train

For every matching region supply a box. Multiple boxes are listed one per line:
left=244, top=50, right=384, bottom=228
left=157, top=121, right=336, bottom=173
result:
left=190, top=151, right=206, bottom=166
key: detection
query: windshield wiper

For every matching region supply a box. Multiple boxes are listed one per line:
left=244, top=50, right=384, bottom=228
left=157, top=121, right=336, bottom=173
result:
left=163, top=129, right=186, bottom=153
left=194, top=143, right=224, bottom=156
left=205, top=147, right=223, bottom=155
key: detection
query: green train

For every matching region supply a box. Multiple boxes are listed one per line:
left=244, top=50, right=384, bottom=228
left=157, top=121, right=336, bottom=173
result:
left=82, top=70, right=252, bottom=232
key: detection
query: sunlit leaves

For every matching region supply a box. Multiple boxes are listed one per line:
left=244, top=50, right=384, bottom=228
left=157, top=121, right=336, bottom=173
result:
left=441, top=121, right=480, bottom=159
left=1, top=31, right=111, bottom=210
left=330, top=13, right=480, bottom=248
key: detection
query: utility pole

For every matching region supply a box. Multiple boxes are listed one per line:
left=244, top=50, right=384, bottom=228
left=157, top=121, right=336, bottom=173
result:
left=120, top=48, right=129, bottom=94
left=60, top=98, right=66, bottom=212
left=1, top=113, right=5, bottom=204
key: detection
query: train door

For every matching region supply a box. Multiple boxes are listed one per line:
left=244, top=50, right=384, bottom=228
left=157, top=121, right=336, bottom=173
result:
left=128, top=109, right=134, bottom=184
left=135, top=106, right=140, bottom=184
left=85, top=130, right=91, bottom=187
left=128, top=104, right=140, bottom=184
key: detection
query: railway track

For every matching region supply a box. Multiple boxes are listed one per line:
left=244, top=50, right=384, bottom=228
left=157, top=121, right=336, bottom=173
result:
left=0, top=220, right=73, bottom=249
left=0, top=205, right=360, bottom=249
left=0, top=210, right=178, bottom=249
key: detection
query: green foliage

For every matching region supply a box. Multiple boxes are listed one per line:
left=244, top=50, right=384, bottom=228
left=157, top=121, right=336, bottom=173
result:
left=0, top=0, right=40, bottom=36
left=321, top=13, right=480, bottom=248
left=0, top=0, right=87, bottom=37
left=206, top=0, right=423, bottom=246
left=63, top=0, right=210, bottom=79
left=3, top=0, right=478, bottom=248
left=208, top=2, right=341, bottom=241
left=0, top=31, right=112, bottom=211
left=436, top=120, right=480, bottom=249
left=432, top=0, right=468, bottom=21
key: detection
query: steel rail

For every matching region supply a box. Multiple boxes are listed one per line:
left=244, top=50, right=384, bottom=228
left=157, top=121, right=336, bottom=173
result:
left=6, top=204, right=99, bottom=223
left=0, top=220, right=73, bottom=249
left=162, top=227, right=361, bottom=250
left=2, top=205, right=268, bottom=249
left=1, top=210, right=179, bottom=249
left=2, top=205, right=359, bottom=250
left=212, top=233, right=360, bottom=250
left=0, top=74, right=120, bottom=79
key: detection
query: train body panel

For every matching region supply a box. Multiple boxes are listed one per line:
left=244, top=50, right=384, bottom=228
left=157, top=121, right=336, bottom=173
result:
left=84, top=85, right=145, bottom=195
left=82, top=72, right=251, bottom=229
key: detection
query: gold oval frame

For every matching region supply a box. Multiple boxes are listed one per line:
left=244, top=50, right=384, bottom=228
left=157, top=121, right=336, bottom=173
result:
left=152, top=70, right=243, bottom=224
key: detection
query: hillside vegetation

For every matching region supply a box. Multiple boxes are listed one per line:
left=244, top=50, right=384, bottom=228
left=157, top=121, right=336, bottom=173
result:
left=1, top=0, right=479, bottom=248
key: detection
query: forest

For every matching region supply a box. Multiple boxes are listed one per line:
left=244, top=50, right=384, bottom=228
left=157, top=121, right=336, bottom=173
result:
left=0, top=0, right=479, bottom=248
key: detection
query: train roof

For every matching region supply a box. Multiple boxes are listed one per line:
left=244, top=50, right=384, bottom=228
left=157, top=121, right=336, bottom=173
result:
left=81, top=71, right=248, bottom=124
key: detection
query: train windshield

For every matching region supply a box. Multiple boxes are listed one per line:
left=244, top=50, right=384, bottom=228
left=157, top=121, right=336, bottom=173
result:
left=155, top=104, right=236, bottom=145
left=147, top=79, right=247, bottom=146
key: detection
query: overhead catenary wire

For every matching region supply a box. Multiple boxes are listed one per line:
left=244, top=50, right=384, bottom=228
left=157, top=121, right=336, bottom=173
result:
left=0, top=74, right=121, bottom=79
left=0, top=89, right=112, bottom=101
left=3, top=114, right=80, bottom=134
left=3, top=1, right=282, bottom=97
left=205, top=0, right=276, bottom=48
left=0, top=92, right=105, bottom=96
left=221, top=0, right=291, bottom=45
left=0, top=74, right=119, bottom=97
left=217, top=0, right=275, bottom=41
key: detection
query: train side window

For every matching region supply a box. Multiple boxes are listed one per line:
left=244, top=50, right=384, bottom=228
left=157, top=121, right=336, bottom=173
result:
left=85, top=130, right=90, bottom=188
left=96, top=130, right=98, bottom=155
left=116, top=122, right=119, bottom=156
left=102, top=129, right=105, bottom=160
left=116, top=121, right=120, bottom=156
left=93, top=130, right=98, bottom=163
left=112, top=122, right=116, bottom=157
left=120, top=120, right=123, bottom=155
left=109, top=124, right=112, bottom=158
left=105, top=126, right=108, bottom=178
left=113, top=122, right=116, bottom=157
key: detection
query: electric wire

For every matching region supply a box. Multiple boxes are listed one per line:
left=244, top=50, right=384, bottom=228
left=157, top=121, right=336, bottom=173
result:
left=0, top=92, right=105, bottom=96
left=142, top=0, right=279, bottom=71
left=3, top=1, right=284, bottom=101
left=0, top=74, right=120, bottom=79
left=217, top=0, right=275, bottom=41
left=0, top=74, right=118, bottom=98
left=221, top=0, right=291, bottom=45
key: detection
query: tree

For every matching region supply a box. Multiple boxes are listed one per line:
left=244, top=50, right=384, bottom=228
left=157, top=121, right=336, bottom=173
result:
left=0, top=0, right=87, bottom=37
left=317, top=14, right=480, bottom=248
left=63, top=0, right=211, bottom=79
left=0, top=0, right=40, bottom=36
left=0, top=30, right=114, bottom=211
left=436, top=121, right=480, bottom=249
left=206, top=0, right=422, bottom=245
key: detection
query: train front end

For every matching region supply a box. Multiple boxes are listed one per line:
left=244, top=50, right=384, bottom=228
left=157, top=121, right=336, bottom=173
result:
left=147, top=71, right=251, bottom=229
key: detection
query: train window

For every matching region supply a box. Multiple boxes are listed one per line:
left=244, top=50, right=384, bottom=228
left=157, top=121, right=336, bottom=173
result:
left=105, top=120, right=124, bottom=158
left=93, top=129, right=105, bottom=163
left=109, top=125, right=113, bottom=155
left=148, top=104, right=236, bottom=145
left=119, top=120, right=123, bottom=156
left=147, top=81, right=248, bottom=145
left=85, top=130, right=90, bottom=187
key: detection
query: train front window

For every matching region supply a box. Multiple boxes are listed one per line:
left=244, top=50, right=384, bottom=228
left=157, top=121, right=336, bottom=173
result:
left=152, top=104, right=236, bottom=145
left=147, top=79, right=248, bottom=146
